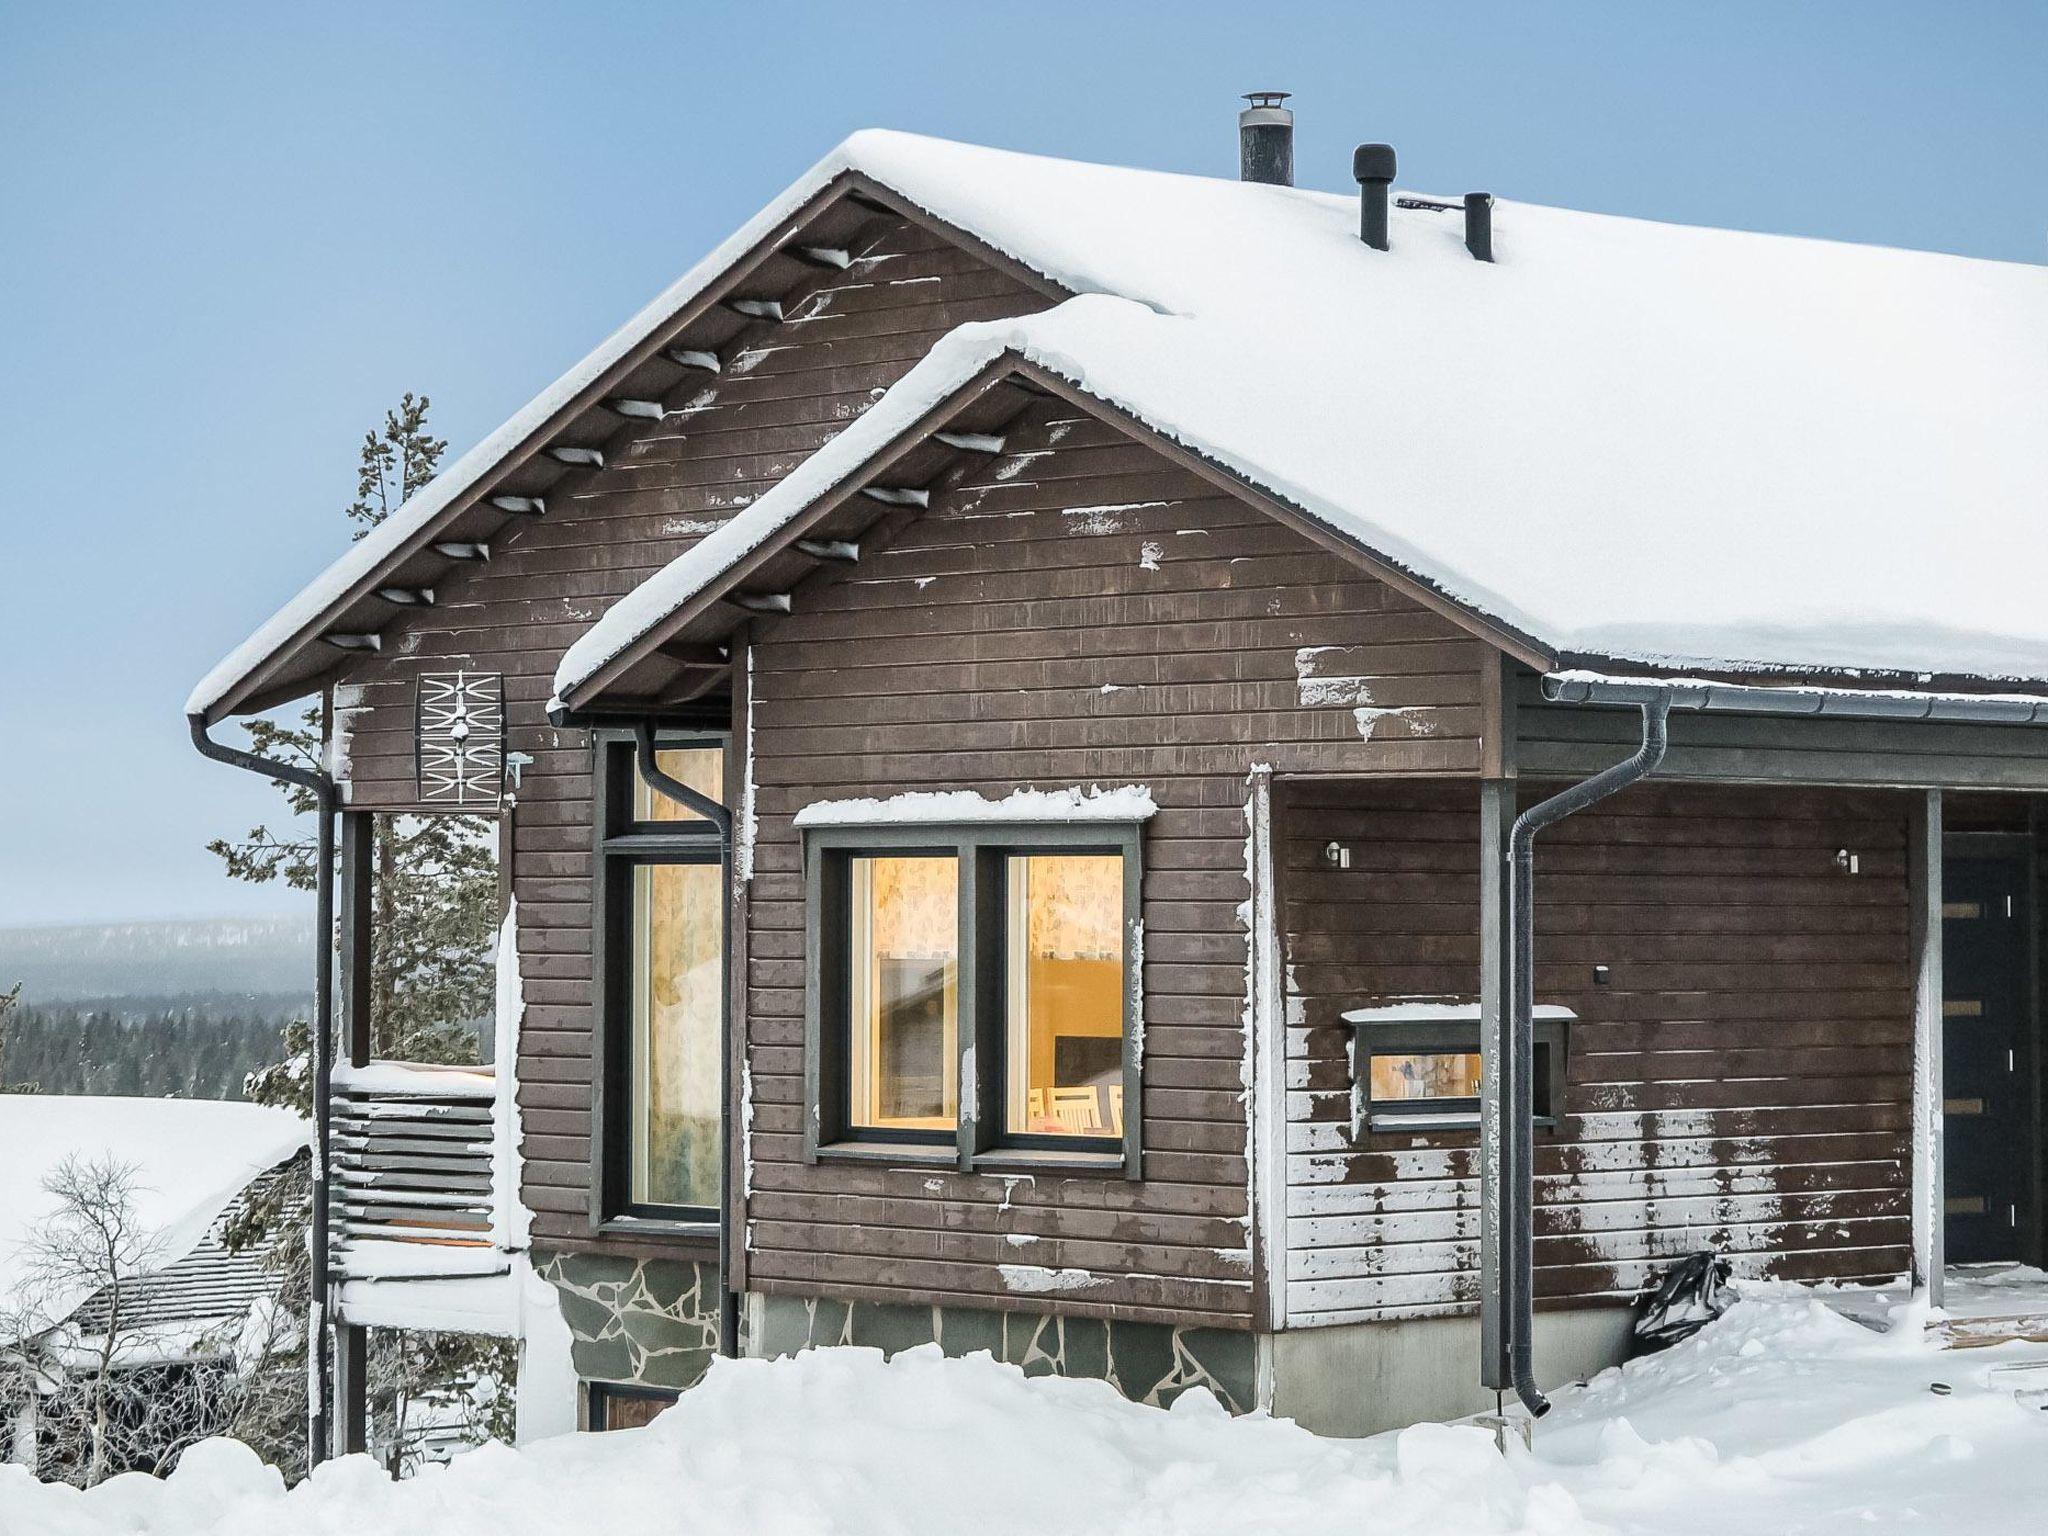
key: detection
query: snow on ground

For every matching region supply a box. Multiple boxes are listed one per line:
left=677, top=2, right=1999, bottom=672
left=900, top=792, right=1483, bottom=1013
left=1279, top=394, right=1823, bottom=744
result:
left=4, top=1292, right=2044, bottom=1535
left=0, top=1096, right=307, bottom=1344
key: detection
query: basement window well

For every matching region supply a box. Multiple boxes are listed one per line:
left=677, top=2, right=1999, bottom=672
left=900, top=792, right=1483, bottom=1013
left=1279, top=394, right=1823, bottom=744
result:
left=1343, top=1000, right=1574, bottom=1134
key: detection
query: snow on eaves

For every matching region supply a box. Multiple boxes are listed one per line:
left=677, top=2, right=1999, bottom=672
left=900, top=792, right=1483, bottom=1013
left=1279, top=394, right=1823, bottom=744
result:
left=199, top=128, right=2048, bottom=720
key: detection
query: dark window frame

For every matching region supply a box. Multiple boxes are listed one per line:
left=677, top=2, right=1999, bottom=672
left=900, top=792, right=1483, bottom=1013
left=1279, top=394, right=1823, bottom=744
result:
left=803, top=821, right=1143, bottom=1178
left=1351, top=1013, right=1569, bottom=1134
left=590, top=726, right=730, bottom=1236
left=585, top=1380, right=680, bottom=1431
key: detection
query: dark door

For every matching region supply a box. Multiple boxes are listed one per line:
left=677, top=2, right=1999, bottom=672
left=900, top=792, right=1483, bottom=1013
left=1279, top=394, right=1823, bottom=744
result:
left=1942, top=853, right=2034, bottom=1263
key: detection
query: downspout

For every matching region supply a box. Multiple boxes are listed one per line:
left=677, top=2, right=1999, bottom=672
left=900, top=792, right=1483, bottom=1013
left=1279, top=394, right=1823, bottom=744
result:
left=187, top=712, right=338, bottom=1465
left=1503, top=694, right=1671, bottom=1416
left=630, top=722, right=741, bottom=1359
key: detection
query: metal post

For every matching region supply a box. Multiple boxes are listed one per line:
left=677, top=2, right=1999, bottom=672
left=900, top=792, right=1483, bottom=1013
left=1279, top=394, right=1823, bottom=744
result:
left=1478, top=778, right=1513, bottom=1391
left=1911, top=789, right=1945, bottom=1307
left=334, top=811, right=374, bottom=1456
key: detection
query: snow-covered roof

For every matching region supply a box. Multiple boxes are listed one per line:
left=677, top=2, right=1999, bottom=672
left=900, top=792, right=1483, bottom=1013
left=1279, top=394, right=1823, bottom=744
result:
left=191, top=129, right=2048, bottom=722
left=555, top=136, right=2048, bottom=699
left=0, top=1096, right=308, bottom=1343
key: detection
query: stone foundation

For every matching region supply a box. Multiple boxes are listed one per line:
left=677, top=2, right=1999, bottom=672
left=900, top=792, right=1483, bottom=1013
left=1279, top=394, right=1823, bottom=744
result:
left=751, top=1293, right=1256, bottom=1412
left=534, top=1250, right=719, bottom=1392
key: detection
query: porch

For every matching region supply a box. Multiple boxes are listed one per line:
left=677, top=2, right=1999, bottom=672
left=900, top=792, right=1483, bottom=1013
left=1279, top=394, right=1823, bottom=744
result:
left=1265, top=702, right=2048, bottom=1423
left=1826, top=1262, right=2048, bottom=1348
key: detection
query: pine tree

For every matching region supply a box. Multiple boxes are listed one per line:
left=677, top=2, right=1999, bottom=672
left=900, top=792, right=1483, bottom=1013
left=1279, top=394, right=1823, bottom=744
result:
left=211, top=394, right=512, bottom=1474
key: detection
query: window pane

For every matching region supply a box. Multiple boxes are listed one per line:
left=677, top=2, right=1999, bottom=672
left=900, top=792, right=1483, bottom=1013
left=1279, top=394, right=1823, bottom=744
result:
left=1005, top=854, right=1124, bottom=1140
left=631, top=861, right=722, bottom=1207
left=633, top=745, right=724, bottom=822
left=1370, top=1051, right=1482, bottom=1103
left=848, top=855, right=958, bottom=1132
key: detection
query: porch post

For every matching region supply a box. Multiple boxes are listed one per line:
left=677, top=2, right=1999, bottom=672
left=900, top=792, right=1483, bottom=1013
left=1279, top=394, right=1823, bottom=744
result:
left=1478, top=778, right=1513, bottom=1390
left=1477, top=653, right=1517, bottom=1392
left=1910, top=789, right=1945, bottom=1307
left=334, top=811, right=374, bottom=1456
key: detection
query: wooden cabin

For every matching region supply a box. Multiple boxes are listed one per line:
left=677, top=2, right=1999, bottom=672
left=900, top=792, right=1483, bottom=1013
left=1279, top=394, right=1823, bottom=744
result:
left=187, top=105, right=2048, bottom=1445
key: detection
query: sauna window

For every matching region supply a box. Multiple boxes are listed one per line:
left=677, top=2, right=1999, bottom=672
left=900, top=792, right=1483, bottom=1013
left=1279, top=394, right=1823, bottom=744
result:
left=807, top=824, right=1141, bottom=1168
left=596, top=732, right=728, bottom=1227
left=1345, top=1003, right=1572, bottom=1133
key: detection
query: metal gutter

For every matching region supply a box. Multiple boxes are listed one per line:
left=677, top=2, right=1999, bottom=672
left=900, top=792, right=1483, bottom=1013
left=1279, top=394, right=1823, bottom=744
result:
left=187, top=713, right=338, bottom=1466
left=1544, top=670, right=2048, bottom=724
left=630, top=722, right=742, bottom=1360
left=1502, top=697, right=1671, bottom=1417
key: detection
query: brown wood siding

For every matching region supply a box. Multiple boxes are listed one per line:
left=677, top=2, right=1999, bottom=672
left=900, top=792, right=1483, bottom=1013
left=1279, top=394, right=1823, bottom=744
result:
left=1279, top=778, right=1914, bottom=1324
left=742, top=402, right=1489, bottom=1328
left=322, top=218, right=1050, bottom=1256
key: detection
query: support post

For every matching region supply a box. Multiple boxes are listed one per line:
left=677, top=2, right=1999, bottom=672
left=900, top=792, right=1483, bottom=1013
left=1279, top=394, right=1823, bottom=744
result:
left=1478, top=778, right=1514, bottom=1391
left=1910, top=789, right=1945, bottom=1307
left=334, top=811, right=374, bottom=1456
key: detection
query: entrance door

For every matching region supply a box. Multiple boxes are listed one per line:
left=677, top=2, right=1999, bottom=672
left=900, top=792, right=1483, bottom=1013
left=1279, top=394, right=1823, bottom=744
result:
left=1942, top=852, right=2035, bottom=1263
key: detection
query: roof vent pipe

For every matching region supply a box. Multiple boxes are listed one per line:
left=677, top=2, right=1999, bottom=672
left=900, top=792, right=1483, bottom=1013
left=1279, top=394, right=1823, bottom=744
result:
left=1353, top=143, right=1396, bottom=250
left=1465, top=192, right=1494, bottom=262
left=1239, top=92, right=1294, bottom=186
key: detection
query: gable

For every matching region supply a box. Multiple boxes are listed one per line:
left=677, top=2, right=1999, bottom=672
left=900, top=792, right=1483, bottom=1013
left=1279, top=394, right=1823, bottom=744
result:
left=189, top=169, right=1065, bottom=728
left=321, top=214, right=1050, bottom=810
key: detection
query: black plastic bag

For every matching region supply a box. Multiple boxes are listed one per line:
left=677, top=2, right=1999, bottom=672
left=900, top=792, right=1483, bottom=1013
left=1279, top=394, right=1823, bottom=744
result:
left=1632, top=1250, right=1733, bottom=1354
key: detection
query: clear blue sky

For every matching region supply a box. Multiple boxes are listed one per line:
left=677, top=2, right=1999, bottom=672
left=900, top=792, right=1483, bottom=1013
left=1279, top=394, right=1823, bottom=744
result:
left=1, top=1, right=2043, bottom=925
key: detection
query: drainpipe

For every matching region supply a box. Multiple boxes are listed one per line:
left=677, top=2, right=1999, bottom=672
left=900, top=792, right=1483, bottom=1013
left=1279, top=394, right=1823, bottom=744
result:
left=630, top=722, right=741, bottom=1359
left=1503, top=694, right=1672, bottom=1416
left=188, top=712, right=339, bottom=1465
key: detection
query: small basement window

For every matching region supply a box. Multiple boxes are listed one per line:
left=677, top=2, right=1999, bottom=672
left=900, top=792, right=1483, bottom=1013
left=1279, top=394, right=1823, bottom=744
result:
left=1343, top=1000, right=1573, bottom=1134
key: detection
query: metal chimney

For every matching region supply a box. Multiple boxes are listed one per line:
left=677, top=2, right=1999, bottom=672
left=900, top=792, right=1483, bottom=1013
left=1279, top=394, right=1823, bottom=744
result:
left=1239, top=92, right=1294, bottom=186
left=1353, top=143, right=1396, bottom=250
left=1464, top=192, right=1495, bottom=262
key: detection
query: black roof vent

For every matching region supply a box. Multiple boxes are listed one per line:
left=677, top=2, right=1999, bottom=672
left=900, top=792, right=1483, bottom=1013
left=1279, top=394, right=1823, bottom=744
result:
left=1239, top=92, right=1294, bottom=186
left=1464, top=192, right=1495, bottom=263
left=1352, top=143, right=1397, bottom=251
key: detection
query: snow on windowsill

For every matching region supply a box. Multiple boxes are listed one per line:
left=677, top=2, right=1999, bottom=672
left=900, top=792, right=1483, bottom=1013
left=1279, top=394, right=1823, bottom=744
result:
left=1341, top=999, right=1577, bottom=1026
left=793, top=784, right=1157, bottom=829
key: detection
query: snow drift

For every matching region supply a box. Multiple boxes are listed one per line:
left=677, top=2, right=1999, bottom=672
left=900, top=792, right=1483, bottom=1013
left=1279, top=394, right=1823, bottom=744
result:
left=5, top=1292, right=2046, bottom=1536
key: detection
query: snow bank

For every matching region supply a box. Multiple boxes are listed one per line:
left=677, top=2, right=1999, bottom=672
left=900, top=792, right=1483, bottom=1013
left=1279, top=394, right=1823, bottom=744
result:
left=0, top=1345, right=1547, bottom=1536
left=7, top=1294, right=2046, bottom=1535
left=0, top=1096, right=307, bottom=1344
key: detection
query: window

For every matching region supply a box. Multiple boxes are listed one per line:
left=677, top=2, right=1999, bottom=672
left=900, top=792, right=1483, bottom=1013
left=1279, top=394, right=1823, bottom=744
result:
left=806, top=824, right=1140, bottom=1169
left=1005, top=854, right=1126, bottom=1142
left=847, top=853, right=959, bottom=1134
left=597, top=734, right=727, bottom=1225
left=1346, top=1002, right=1571, bottom=1133
left=587, top=1382, right=678, bottom=1431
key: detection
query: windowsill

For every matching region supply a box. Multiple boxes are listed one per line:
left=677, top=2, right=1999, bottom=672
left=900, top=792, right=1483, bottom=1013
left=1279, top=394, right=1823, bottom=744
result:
left=1364, top=1112, right=1560, bottom=1134
left=811, top=1141, right=1132, bottom=1176
left=815, top=1140, right=957, bottom=1166
left=970, top=1145, right=1128, bottom=1175
left=596, top=1214, right=719, bottom=1244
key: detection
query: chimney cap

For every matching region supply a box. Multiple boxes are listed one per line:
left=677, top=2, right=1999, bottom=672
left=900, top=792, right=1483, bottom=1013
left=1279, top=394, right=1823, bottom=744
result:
left=1353, top=143, right=1397, bottom=185
left=1242, top=90, right=1292, bottom=109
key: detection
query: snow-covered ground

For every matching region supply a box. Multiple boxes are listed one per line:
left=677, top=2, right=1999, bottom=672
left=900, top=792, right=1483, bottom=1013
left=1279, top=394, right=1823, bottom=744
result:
left=4, top=1291, right=2044, bottom=1535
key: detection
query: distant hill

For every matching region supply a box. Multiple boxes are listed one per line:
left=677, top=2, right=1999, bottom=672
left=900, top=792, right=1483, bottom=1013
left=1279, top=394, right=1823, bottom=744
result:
left=0, top=916, right=312, bottom=1005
